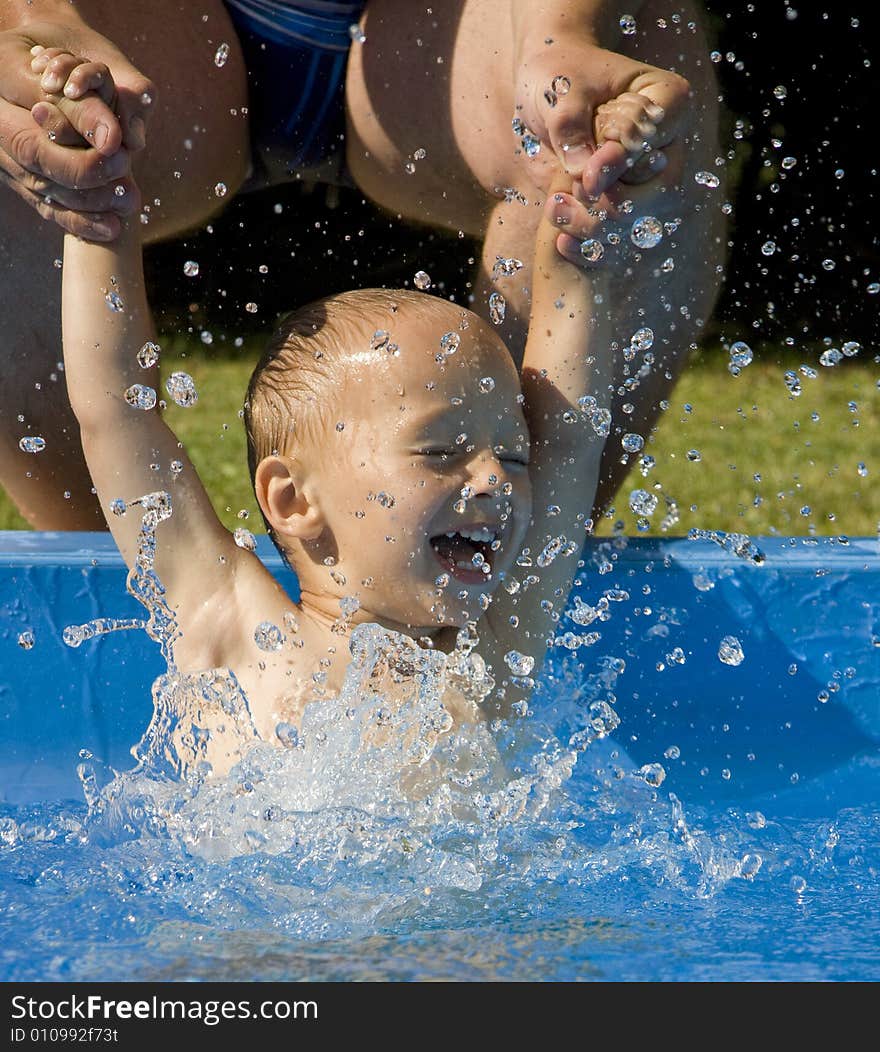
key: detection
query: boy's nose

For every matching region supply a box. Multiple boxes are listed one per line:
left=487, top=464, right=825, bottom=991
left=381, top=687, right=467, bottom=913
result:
left=468, top=453, right=505, bottom=495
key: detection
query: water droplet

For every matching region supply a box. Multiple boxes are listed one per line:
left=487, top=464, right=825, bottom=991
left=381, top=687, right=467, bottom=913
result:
left=620, top=13, right=637, bottom=35
left=857, top=462, right=868, bottom=478
left=504, top=650, right=535, bottom=676
left=781, top=156, right=797, bottom=170
left=783, top=370, right=802, bottom=396
left=718, top=634, right=745, bottom=666
left=868, top=282, right=880, bottom=295
left=492, top=255, right=524, bottom=279
left=842, top=341, right=861, bottom=357
left=169, top=459, right=183, bottom=479
left=686, top=448, right=702, bottom=462
left=728, top=340, right=753, bottom=375
left=137, top=341, right=160, bottom=368
left=552, top=75, right=571, bottom=96
left=478, top=376, right=495, bottom=393
left=621, top=433, right=644, bottom=453
left=413, top=270, right=431, bottom=290
left=108, top=498, right=127, bottom=517
left=348, top=23, right=366, bottom=44
left=789, top=875, right=807, bottom=895
left=245, top=301, right=258, bottom=314
left=254, top=621, right=285, bottom=652
left=761, top=240, right=776, bottom=256
left=413, top=148, right=426, bottom=160
left=17, top=630, right=35, bottom=650
left=630, top=326, right=654, bottom=352
left=536, top=536, right=566, bottom=567
left=740, top=853, right=763, bottom=880
left=636, top=762, right=666, bottom=787
left=439, top=331, right=460, bottom=356
left=18, top=436, right=45, bottom=454
left=165, top=371, right=198, bottom=408
left=580, top=238, right=605, bottom=262
left=694, top=170, right=720, bottom=188
left=488, top=291, right=506, bottom=324
left=366, top=329, right=390, bottom=352
left=183, top=260, right=199, bottom=277
left=512, top=117, right=541, bottom=156
left=214, top=42, right=230, bottom=67
left=214, top=182, right=227, bottom=197
left=630, top=216, right=663, bottom=249
left=104, top=291, right=124, bottom=312
left=377, top=491, right=395, bottom=508
left=628, top=489, right=658, bottom=516
left=773, top=84, right=788, bottom=100
left=275, top=722, right=302, bottom=749
left=124, top=384, right=157, bottom=410
left=588, top=407, right=611, bottom=437
left=233, top=527, right=257, bottom=551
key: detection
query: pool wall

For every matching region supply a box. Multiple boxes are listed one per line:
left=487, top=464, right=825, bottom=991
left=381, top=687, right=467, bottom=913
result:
left=2, top=531, right=878, bottom=805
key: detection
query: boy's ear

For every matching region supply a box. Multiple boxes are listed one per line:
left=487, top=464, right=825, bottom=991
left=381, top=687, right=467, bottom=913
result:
left=254, top=455, right=325, bottom=541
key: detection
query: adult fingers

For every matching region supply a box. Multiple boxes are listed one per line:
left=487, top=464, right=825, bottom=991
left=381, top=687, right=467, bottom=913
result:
left=0, top=165, right=121, bottom=239
left=0, top=96, right=131, bottom=188
left=29, top=98, right=83, bottom=147
left=540, top=80, right=598, bottom=177
left=1, top=146, right=141, bottom=213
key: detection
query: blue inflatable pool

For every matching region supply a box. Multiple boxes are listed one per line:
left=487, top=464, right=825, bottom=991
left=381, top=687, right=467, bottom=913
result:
left=2, top=530, right=877, bottom=806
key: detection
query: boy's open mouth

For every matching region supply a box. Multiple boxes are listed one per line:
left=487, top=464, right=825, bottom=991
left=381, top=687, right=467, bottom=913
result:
left=430, top=526, right=499, bottom=584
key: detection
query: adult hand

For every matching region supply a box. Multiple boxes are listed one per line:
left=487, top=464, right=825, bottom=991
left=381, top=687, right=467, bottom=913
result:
left=515, top=35, right=695, bottom=266
left=515, top=36, right=691, bottom=192
left=0, top=20, right=157, bottom=238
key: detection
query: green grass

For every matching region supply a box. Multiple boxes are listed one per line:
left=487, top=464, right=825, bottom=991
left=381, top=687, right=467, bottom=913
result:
left=1, top=339, right=878, bottom=537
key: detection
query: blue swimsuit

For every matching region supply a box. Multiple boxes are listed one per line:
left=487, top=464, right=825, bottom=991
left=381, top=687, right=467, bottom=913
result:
left=223, top=0, right=367, bottom=183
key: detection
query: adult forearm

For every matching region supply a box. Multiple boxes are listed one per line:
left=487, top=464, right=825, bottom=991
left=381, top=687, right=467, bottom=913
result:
left=0, top=0, right=86, bottom=28
left=511, top=0, right=649, bottom=53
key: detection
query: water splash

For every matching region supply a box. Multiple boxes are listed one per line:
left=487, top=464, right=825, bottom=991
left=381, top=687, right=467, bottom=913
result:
left=687, top=528, right=766, bottom=565
left=54, top=489, right=767, bottom=954
left=64, top=491, right=180, bottom=665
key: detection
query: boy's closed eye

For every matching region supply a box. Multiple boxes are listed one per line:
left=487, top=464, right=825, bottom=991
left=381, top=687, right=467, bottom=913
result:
left=414, top=445, right=529, bottom=465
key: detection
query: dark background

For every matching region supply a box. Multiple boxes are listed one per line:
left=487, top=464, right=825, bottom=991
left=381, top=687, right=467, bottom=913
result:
left=145, top=1, right=878, bottom=356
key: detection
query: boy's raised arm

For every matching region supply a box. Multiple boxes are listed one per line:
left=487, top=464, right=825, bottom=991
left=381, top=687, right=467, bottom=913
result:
left=483, top=174, right=613, bottom=692
left=61, top=224, right=243, bottom=608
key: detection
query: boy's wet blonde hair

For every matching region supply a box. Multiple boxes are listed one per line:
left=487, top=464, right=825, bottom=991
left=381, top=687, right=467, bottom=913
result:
left=244, top=287, right=458, bottom=543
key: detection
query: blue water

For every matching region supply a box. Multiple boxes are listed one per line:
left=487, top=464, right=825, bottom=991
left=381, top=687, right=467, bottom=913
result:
left=2, top=533, right=879, bottom=982
left=2, top=669, right=879, bottom=982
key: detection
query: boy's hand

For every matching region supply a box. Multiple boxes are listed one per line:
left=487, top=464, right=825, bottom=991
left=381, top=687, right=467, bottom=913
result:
left=0, top=25, right=154, bottom=239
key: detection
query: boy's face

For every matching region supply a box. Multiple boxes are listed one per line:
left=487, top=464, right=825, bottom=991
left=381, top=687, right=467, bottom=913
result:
left=298, top=304, right=532, bottom=635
